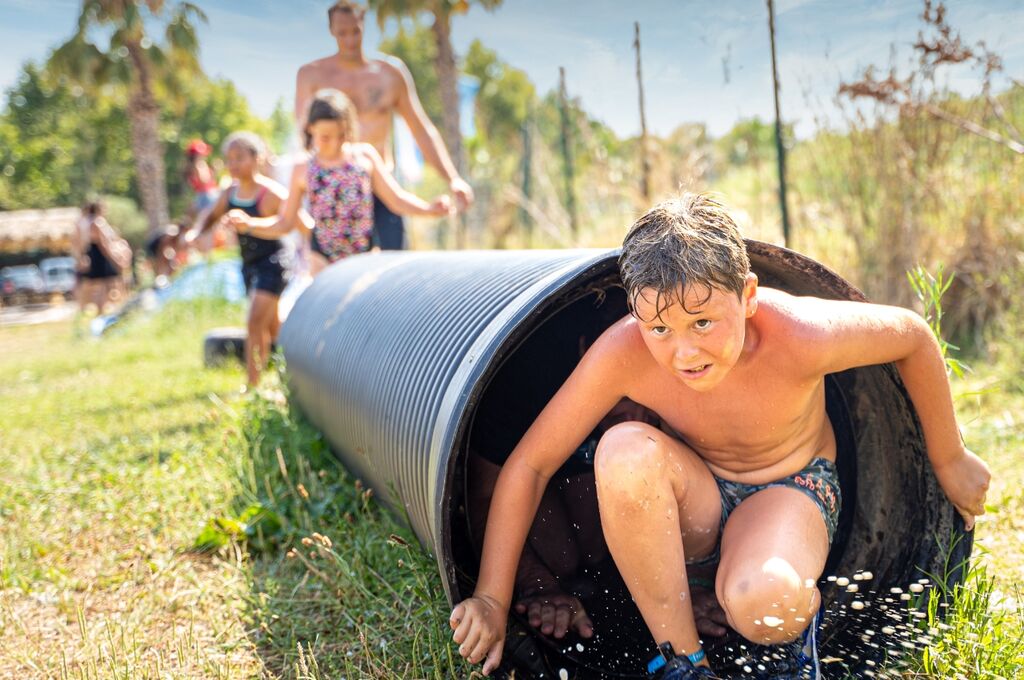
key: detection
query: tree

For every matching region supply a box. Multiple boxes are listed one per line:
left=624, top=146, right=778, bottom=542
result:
left=49, top=0, right=207, bottom=237
left=368, top=0, right=503, bottom=175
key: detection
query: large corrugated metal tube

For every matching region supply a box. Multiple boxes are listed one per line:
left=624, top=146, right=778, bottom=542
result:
left=280, top=244, right=971, bottom=678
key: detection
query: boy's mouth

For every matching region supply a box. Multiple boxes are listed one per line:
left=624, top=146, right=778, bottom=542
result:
left=679, top=364, right=711, bottom=379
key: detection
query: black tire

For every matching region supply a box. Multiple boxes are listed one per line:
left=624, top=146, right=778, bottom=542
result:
left=203, top=327, right=246, bottom=367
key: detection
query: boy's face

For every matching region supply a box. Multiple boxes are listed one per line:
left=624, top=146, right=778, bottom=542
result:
left=633, top=273, right=758, bottom=392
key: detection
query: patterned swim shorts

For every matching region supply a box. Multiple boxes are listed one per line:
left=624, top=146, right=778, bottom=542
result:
left=688, top=457, right=842, bottom=566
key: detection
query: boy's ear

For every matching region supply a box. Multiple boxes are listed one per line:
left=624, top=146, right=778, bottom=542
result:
left=743, top=272, right=759, bottom=317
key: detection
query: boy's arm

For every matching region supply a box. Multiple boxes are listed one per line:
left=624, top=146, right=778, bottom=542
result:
left=452, top=331, right=631, bottom=674
left=800, top=296, right=990, bottom=528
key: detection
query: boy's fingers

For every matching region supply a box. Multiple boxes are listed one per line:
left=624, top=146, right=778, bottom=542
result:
left=553, top=605, right=571, bottom=638
left=452, top=614, right=473, bottom=645
left=540, top=603, right=556, bottom=634
left=527, top=601, right=543, bottom=628
left=572, top=610, right=595, bottom=638
left=468, top=633, right=494, bottom=665
left=459, top=627, right=482, bottom=661
left=482, top=642, right=503, bottom=676
left=450, top=604, right=465, bottom=630
left=954, top=504, right=976, bottom=531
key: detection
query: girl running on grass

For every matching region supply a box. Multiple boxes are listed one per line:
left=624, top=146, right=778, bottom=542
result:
left=230, top=88, right=451, bottom=276
left=188, top=131, right=293, bottom=389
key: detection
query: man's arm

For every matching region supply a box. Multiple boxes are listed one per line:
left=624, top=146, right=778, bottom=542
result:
left=389, top=58, right=474, bottom=210
left=451, top=327, right=633, bottom=674
left=798, top=295, right=990, bottom=527
left=294, top=64, right=316, bottom=125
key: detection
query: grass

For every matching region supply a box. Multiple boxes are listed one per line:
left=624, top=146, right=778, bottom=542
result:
left=1, top=291, right=1022, bottom=678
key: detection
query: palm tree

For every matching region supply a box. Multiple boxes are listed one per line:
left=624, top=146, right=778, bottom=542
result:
left=368, top=0, right=502, bottom=175
left=50, top=0, right=206, bottom=238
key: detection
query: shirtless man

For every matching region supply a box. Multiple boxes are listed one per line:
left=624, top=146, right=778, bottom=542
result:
left=295, top=1, right=473, bottom=250
left=450, top=194, right=990, bottom=678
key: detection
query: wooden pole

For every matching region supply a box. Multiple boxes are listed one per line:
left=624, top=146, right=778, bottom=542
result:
left=634, top=21, right=651, bottom=201
left=767, top=0, right=791, bottom=247
left=558, top=67, right=578, bottom=240
left=520, top=116, right=533, bottom=246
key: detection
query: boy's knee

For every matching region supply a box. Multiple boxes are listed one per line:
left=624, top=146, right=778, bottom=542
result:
left=595, top=422, right=664, bottom=477
left=719, top=558, right=816, bottom=645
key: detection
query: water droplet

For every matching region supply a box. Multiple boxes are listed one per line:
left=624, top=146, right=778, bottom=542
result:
left=836, top=577, right=850, bottom=587
left=909, top=583, right=924, bottom=593
left=851, top=600, right=865, bottom=610
left=559, top=669, right=569, bottom=680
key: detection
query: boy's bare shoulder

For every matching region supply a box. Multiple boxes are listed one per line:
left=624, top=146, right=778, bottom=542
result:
left=586, top=314, right=655, bottom=372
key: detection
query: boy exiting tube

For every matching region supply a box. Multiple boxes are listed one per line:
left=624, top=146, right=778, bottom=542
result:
left=451, top=193, right=990, bottom=678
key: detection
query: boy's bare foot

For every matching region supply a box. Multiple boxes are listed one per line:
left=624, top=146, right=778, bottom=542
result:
left=690, top=585, right=730, bottom=637
left=514, top=590, right=594, bottom=639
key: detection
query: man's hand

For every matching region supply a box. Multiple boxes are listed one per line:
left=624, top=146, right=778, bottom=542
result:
left=449, top=176, right=474, bottom=212
left=450, top=594, right=507, bottom=676
left=933, top=448, right=991, bottom=530
left=514, top=591, right=594, bottom=640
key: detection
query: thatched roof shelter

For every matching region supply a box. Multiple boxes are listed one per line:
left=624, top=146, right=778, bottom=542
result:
left=0, top=208, right=79, bottom=254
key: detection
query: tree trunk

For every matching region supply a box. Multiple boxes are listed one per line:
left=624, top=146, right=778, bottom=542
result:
left=431, top=13, right=463, bottom=175
left=126, top=42, right=169, bottom=240
left=431, top=12, right=466, bottom=249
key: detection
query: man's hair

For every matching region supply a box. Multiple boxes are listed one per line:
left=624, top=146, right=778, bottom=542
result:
left=327, top=0, right=366, bottom=23
left=303, top=89, right=359, bottom=151
left=619, top=193, right=750, bottom=320
left=222, top=131, right=266, bottom=161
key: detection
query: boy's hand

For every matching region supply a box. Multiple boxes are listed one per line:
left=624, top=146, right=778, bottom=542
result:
left=428, top=195, right=454, bottom=217
left=515, top=592, right=594, bottom=640
left=450, top=594, right=507, bottom=676
left=933, top=448, right=990, bottom=530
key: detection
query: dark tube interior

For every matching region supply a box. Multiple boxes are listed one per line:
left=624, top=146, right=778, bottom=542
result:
left=446, top=251, right=969, bottom=679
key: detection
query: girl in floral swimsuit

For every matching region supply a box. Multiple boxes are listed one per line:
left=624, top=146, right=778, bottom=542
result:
left=233, top=88, right=451, bottom=276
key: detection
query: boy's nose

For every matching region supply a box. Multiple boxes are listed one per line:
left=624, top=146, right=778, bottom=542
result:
left=673, top=342, right=700, bottom=363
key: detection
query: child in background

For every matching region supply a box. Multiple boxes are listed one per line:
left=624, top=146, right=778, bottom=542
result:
left=188, top=132, right=293, bottom=389
left=184, top=139, right=220, bottom=215
left=230, top=88, right=451, bottom=275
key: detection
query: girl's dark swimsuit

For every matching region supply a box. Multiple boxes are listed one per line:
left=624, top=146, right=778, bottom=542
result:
left=228, top=185, right=292, bottom=296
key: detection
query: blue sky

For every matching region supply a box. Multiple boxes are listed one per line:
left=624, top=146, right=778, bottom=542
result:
left=1, top=0, right=1022, bottom=138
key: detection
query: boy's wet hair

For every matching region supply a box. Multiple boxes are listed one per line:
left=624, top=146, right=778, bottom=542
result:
left=222, top=131, right=266, bottom=161
left=328, top=0, right=366, bottom=23
left=619, top=193, right=750, bottom=320
left=304, top=88, right=359, bottom=151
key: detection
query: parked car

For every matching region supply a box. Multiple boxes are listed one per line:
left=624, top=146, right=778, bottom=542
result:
left=0, top=265, right=47, bottom=305
left=40, top=256, right=77, bottom=298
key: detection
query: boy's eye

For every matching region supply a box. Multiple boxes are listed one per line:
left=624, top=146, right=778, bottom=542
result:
left=694, top=319, right=712, bottom=330
left=650, top=325, right=669, bottom=336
